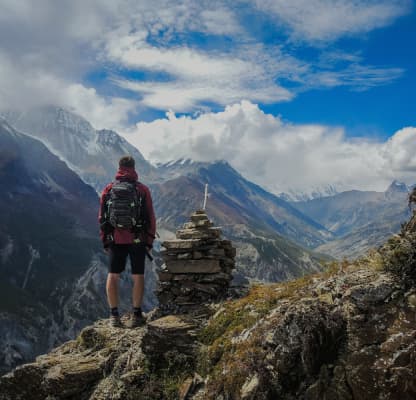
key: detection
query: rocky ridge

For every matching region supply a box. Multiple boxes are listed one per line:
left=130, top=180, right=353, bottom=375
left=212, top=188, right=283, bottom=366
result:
left=1, top=212, right=416, bottom=399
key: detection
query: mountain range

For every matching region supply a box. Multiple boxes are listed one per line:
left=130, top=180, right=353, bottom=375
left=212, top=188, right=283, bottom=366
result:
left=1, top=107, right=158, bottom=192
left=2, top=107, right=331, bottom=282
left=0, top=106, right=413, bottom=374
left=292, top=180, right=412, bottom=258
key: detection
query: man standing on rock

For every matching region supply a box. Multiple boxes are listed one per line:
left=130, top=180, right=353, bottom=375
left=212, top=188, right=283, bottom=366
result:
left=99, top=156, right=156, bottom=328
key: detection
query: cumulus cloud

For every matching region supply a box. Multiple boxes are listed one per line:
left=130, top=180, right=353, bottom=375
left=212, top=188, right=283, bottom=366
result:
left=122, top=101, right=416, bottom=193
left=0, top=51, right=136, bottom=130
left=253, top=0, right=411, bottom=42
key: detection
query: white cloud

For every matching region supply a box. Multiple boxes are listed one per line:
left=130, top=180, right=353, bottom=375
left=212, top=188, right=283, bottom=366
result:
left=382, top=127, right=416, bottom=175
left=0, top=51, right=136, bottom=131
left=122, top=101, right=416, bottom=193
left=63, top=84, right=137, bottom=130
left=253, top=0, right=410, bottom=42
left=112, top=46, right=294, bottom=110
left=106, top=27, right=404, bottom=110
left=309, top=64, right=404, bottom=91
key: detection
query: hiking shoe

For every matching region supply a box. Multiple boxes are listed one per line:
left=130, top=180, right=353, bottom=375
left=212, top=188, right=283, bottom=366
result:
left=109, top=314, right=123, bottom=328
left=126, top=313, right=146, bottom=328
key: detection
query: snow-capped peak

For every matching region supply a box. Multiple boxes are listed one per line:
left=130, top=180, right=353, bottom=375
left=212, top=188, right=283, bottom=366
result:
left=278, top=184, right=339, bottom=202
left=385, top=180, right=409, bottom=194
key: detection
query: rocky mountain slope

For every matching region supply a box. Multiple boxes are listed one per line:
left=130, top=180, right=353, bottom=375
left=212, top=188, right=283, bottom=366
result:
left=2, top=211, right=415, bottom=399
left=152, top=162, right=330, bottom=282
left=0, top=119, right=157, bottom=374
left=1, top=107, right=158, bottom=191
left=156, top=159, right=332, bottom=248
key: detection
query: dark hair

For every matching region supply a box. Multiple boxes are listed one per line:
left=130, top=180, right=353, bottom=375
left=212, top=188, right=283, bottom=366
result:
left=119, top=155, right=135, bottom=168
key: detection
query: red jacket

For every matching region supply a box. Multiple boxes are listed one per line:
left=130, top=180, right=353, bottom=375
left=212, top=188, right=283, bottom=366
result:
left=99, top=166, right=156, bottom=247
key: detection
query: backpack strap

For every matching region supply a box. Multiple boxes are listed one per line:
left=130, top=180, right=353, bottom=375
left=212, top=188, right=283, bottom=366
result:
left=100, top=182, right=114, bottom=234
left=133, top=182, right=147, bottom=235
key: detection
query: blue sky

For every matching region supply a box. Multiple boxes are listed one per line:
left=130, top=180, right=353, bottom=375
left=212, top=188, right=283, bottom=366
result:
left=269, top=10, right=416, bottom=138
left=0, top=0, right=415, bottom=193
left=82, top=0, right=415, bottom=139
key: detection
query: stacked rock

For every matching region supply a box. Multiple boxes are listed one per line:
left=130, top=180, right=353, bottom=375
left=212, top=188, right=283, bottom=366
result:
left=156, top=210, right=236, bottom=315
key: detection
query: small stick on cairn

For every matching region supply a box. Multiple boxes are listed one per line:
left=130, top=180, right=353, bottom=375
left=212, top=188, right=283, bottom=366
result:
left=156, top=210, right=236, bottom=316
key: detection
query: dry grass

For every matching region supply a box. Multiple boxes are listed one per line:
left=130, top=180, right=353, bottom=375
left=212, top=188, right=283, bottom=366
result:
left=197, top=274, right=317, bottom=399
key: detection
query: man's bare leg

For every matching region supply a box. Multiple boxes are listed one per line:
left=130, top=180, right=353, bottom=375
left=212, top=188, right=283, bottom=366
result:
left=106, top=273, right=120, bottom=308
left=132, top=274, right=144, bottom=308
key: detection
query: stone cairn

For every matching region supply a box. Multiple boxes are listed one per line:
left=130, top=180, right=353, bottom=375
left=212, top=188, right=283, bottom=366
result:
left=156, top=210, right=236, bottom=316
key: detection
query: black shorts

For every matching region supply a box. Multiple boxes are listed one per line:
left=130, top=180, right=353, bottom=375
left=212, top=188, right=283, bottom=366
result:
left=108, top=243, right=146, bottom=275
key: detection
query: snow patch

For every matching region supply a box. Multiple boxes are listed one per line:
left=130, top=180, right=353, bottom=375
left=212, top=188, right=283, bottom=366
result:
left=279, top=184, right=339, bottom=202
left=0, top=237, right=14, bottom=264
left=22, top=245, right=40, bottom=289
left=38, top=173, right=70, bottom=197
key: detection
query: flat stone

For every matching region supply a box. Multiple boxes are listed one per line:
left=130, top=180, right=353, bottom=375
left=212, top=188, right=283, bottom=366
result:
left=182, top=222, right=197, bottom=229
left=179, top=280, right=221, bottom=292
left=177, top=252, right=193, bottom=260
left=198, top=272, right=232, bottom=283
left=165, top=259, right=221, bottom=274
left=162, top=240, right=201, bottom=250
left=176, top=228, right=221, bottom=240
left=193, top=210, right=206, bottom=215
left=195, top=219, right=213, bottom=227
left=183, top=220, right=213, bottom=229
left=190, top=211, right=209, bottom=222
left=147, top=315, right=196, bottom=333
left=206, top=248, right=225, bottom=256
left=158, top=272, right=173, bottom=281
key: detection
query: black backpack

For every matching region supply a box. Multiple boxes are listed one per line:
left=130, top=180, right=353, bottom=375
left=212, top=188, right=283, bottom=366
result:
left=104, top=181, right=145, bottom=232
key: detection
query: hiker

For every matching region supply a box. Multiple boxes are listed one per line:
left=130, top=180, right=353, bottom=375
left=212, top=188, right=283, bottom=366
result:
left=99, top=156, right=156, bottom=327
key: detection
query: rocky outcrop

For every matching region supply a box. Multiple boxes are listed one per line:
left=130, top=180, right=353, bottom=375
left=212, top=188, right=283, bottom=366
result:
left=1, top=214, right=416, bottom=399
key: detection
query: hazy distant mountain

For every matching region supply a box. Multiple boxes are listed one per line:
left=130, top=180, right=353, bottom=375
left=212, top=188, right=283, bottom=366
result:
left=315, top=219, right=404, bottom=259
left=1, top=107, right=158, bottom=192
left=293, top=180, right=412, bottom=258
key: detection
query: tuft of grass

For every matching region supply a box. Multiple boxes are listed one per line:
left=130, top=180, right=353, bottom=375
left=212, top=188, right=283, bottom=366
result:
left=197, top=274, right=315, bottom=392
left=380, top=232, right=416, bottom=286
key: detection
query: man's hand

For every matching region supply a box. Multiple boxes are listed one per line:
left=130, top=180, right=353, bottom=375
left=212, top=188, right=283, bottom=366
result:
left=104, top=248, right=110, bottom=254
left=146, top=246, right=152, bottom=253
